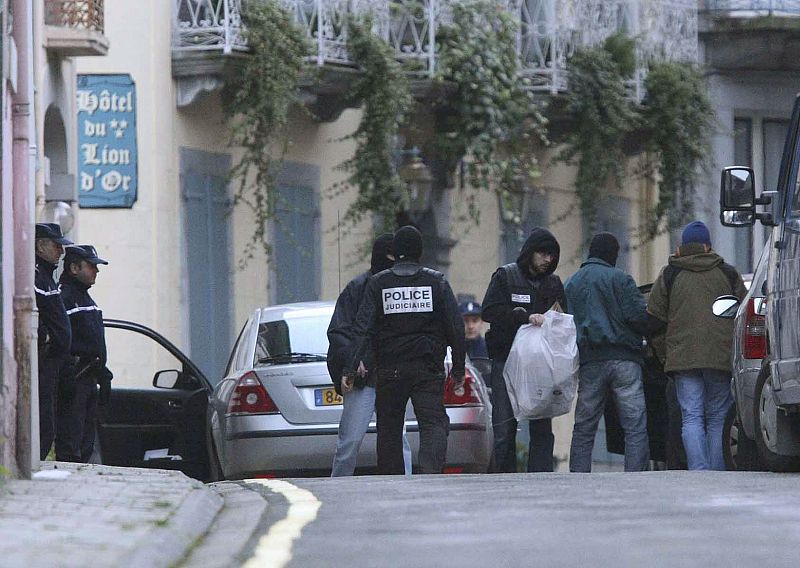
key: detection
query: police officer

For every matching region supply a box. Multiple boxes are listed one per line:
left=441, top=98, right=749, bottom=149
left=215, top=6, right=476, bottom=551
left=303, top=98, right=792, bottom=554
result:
left=348, top=226, right=466, bottom=474
left=460, top=300, right=488, bottom=359
left=34, top=223, right=73, bottom=460
left=55, top=245, right=112, bottom=463
left=482, top=227, right=566, bottom=472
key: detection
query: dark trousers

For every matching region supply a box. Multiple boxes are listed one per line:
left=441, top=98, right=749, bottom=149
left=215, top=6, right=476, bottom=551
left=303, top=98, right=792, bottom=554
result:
left=375, top=362, right=449, bottom=474
left=55, top=374, right=98, bottom=462
left=491, top=358, right=554, bottom=472
left=38, top=356, right=65, bottom=461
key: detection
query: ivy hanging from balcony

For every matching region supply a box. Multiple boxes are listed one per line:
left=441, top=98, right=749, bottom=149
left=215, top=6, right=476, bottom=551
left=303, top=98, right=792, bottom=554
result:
left=222, top=1, right=309, bottom=264
left=557, top=35, right=713, bottom=238
left=556, top=36, right=639, bottom=226
left=435, top=0, right=547, bottom=225
left=332, top=15, right=413, bottom=233
left=641, top=62, right=713, bottom=238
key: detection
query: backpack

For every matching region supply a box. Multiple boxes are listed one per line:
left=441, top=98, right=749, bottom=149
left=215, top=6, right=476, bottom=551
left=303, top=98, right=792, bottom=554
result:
left=662, top=263, right=740, bottom=307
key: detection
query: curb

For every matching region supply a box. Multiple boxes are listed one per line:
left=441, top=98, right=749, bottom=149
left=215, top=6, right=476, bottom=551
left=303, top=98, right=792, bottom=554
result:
left=121, top=480, right=224, bottom=568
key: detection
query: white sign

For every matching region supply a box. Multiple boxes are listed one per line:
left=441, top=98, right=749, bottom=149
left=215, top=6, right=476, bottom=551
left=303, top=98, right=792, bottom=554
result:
left=511, top=294, right=531, bottom=303
left=383, top=286, right=433, bottom=314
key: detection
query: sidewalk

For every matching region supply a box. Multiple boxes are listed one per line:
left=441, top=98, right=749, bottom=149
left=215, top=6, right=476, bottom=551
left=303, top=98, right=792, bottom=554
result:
left=0, top=462, right=222, bottom=568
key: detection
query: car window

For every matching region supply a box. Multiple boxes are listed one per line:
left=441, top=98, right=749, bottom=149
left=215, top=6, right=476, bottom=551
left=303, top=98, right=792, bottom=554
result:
left=105, top=326, right=185, bottom=389
left=254, top=312, right=330, bottom=365
left=233, top=317, right=256, bottom=372
left=225, top=322, right=247, bottom=376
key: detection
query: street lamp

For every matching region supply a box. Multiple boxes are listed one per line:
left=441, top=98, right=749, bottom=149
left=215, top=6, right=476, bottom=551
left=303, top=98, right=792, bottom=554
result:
left=398, top=147, right=433, bottom=215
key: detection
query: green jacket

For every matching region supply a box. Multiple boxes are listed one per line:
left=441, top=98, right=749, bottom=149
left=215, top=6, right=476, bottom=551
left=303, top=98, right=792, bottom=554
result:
left=647, top=245, right=747, bottom=373
left=565, top=258, right=648, bottom=365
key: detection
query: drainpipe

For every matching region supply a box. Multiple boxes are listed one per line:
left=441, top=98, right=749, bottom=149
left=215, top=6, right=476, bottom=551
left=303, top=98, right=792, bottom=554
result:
left=12, top=0, right=38, bottom=478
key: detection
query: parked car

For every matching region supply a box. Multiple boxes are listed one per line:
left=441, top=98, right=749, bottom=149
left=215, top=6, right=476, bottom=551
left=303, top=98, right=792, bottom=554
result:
left=211, top=302, right=493, bottom=479
left=97, top=303, right=494, bottom=481
left=716, top=93, right=800, bottom=472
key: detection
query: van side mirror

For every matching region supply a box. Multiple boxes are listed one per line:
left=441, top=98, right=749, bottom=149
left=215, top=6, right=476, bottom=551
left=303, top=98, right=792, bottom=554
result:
left=720, top=167, right=755, bottom=227
left=712, top=295, right=740, bottom=318
left=153, top=369, right=180, bottom=389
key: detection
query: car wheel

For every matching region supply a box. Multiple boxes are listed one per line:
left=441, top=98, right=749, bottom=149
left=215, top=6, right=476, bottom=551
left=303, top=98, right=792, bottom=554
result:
left=723, top=404, right=760, bottom=471
left=752, top=366, right=800, bottom=472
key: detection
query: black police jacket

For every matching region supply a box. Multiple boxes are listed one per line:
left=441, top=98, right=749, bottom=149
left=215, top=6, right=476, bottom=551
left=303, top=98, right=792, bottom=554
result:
left=35, top=256, right=71, bottom=360
left=59, top=274, right=107, bottom=369
left=348, top=261, right=466, bottom=378
left=326, top=270, right=370, bottom=395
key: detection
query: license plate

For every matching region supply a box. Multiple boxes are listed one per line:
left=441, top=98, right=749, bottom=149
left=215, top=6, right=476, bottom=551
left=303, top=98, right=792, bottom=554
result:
left=314, top=387, right=343, bottom=406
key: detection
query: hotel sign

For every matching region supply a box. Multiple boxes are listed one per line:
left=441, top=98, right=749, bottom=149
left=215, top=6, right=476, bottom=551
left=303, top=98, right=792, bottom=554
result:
left=77, top=74, right=138, bottom=208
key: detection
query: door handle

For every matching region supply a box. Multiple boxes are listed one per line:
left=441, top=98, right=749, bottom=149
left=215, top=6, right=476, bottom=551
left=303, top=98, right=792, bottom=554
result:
left=168, top=399, right=183, bottom=409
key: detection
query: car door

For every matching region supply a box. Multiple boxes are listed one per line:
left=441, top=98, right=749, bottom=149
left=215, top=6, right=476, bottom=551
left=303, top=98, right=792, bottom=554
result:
left=770, top=96, right=800, bottom=404
left=97, top=319, right=212, bottom=481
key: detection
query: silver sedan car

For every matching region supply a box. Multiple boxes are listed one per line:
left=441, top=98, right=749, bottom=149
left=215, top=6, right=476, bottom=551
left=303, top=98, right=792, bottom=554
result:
left=210, top=302, right=494, bottom=479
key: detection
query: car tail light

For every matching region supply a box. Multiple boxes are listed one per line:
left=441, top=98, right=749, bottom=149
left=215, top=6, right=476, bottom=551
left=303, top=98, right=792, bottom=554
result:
left=442, top=466, right=464, bottom=474
left=444, top=371, right=482, bottom=407
left=743, top=297, right=766, bottom=360
left=228, top=371, right=279, bottom=415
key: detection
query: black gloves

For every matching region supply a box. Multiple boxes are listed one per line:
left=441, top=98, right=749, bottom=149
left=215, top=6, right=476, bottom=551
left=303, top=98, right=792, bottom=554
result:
left=512, top=306, right=529, bottom=325
left=98, top=367, right=113, bottom=406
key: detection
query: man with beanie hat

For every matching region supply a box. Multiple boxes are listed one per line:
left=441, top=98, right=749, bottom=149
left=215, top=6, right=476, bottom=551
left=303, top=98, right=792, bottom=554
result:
left=481, top=227, right=567, bottom=472
left=328, top=234, right=412, bottom=476
left=348, top=226, right=466, bottom=474
left=647, top=220, right=747, bottom=470
left=34, top=223, right=73, bottom=460
left=565, top=232, right=651, bottom=472
left=56, top=244, right=113, bottom=463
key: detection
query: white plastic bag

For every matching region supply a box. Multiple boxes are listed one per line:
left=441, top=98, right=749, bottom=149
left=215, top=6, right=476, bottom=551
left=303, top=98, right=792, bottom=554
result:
left=503, top=311, right=579, bottom=420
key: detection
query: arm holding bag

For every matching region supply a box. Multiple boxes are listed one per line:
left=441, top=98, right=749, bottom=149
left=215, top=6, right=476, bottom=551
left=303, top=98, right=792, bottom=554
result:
left=502, top=311, right=579, bottom=421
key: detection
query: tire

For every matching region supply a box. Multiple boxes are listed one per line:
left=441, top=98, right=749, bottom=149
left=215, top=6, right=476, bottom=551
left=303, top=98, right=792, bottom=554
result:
left=723, top=404, right=761, bottom=471
left=752, top=366, right=800, bottom=472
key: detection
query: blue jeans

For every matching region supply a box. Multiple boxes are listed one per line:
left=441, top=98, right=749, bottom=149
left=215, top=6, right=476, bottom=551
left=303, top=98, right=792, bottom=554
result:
left=490, top=359, right=554, bottom=472
left=570, top=360, right=649, bottom=473
left=331, top=385, right=412, bottom=476
left=674, top=369, right=733, bottom=471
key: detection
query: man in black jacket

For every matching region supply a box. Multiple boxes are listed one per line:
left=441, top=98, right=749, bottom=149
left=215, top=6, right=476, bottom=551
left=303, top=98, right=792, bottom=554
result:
left=328, top=234, right=411, bottom=476
left=482, top=227, right=566, bottom=472
left=34, top=223, right=72, bottom=460
left=56, top=245, right=113, bottom=463
left=348, top=226, right=466, bottom=474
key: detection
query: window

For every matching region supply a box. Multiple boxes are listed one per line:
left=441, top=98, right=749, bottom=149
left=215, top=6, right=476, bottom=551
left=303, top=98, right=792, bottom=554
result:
left=254, top=309, right=333, bottom=366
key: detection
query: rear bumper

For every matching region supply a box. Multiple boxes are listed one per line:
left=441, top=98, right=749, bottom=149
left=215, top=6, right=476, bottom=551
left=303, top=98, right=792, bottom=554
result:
left=220, top=407, right=493, bottom=479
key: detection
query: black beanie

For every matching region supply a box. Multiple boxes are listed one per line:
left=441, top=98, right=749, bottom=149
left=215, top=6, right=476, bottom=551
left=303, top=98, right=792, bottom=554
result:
left=589, top=232, right=620, bottom=267
left=393, top=225, right=423, bottom=261
left=370, top=233, right=394, bottom=274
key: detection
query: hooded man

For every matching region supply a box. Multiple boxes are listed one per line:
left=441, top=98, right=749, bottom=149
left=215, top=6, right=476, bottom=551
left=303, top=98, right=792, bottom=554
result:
left=482, top=227, right=566, bottom=472
left=348, top=226, right=466, bottom=474
left=328, top=233, right=412, bottom=476
left=565, top=232, right=650, bottom=472
left=647, top=221, right=746, bottom=470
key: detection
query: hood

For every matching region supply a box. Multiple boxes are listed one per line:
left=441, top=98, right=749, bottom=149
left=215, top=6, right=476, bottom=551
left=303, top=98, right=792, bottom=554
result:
left=668, top=245, right=723, bottom=272
left=516, top=227, right=560, bottom=277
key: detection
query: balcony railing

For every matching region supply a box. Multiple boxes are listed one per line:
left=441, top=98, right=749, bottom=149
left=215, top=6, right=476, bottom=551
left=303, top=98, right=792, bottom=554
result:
left=46, top=0, right=105, bottom=32
left=703, top=1, right=800, bottom=14
left=173, top=0, right=698, bottom=96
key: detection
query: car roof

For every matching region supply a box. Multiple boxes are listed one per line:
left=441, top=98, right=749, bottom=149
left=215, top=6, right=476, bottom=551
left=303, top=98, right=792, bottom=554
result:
left=256, top=301, right=335, bottom=323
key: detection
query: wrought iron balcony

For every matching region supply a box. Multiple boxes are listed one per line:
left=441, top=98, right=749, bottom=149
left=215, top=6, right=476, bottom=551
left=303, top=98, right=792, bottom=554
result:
left=703, top=0, right=800, bottom=15
left=45, top=0, right=109, bottom=56
left=172, top=0, right=697, bottom=101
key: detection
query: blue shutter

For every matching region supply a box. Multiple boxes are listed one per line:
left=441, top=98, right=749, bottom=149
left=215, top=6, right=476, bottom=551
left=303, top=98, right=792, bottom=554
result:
left=274, top=162, right=320, bottom=304
left=180, top=148, right=232, bottom=381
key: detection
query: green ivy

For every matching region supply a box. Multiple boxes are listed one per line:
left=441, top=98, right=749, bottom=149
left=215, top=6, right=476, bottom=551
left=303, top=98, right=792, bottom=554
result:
left=222, top=1, right=309, bottom=264
left=557, top=41, right=639, bottom=225
left=641, top=62, right=713, bottom=236
left=435, top=0, right=547, bottom=224
left=334, top=15, right=413, bottom=233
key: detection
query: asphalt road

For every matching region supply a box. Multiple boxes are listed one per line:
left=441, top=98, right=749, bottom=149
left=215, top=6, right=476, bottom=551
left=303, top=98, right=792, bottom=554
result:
left=232, top=472, right=800, bottom=567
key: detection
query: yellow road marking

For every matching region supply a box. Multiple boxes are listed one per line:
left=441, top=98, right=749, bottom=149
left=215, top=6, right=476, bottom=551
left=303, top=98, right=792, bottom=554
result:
left=242, top=479, right=321, bottom=568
